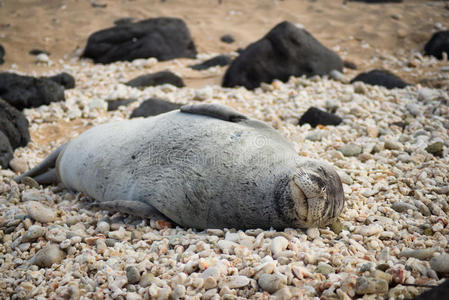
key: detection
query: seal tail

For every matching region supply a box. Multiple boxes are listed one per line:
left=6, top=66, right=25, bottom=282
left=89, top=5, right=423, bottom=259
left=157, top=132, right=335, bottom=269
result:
left=14, top=143, right=68, bottom=185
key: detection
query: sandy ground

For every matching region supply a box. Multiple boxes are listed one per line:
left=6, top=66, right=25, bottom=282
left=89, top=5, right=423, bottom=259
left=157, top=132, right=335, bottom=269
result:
left=0, top=0, right=448, bottom=87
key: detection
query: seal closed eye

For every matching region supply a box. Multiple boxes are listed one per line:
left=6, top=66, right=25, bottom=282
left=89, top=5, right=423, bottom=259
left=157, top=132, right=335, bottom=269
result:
left=15, top=103, right=344, bottom=229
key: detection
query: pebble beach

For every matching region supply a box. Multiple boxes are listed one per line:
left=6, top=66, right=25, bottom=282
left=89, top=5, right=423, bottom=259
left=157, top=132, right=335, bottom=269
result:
left=1, top=1, right=449, bottom=299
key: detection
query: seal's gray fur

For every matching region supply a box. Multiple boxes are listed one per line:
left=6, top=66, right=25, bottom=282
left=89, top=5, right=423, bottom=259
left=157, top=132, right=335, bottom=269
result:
left=16, top=104, right=344, bottom=229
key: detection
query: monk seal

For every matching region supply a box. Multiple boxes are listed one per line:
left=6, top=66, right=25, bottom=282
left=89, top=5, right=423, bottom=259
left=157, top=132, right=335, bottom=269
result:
left=15, top=104, right=344, bottom=229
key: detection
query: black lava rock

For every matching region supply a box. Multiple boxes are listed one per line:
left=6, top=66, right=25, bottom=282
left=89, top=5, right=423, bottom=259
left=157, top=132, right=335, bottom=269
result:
left=125, top=71, right=184, bottom=88
left=0, top=72, right=65, bottom=110
left=343, top=60, right=357, bottom=70
left=82, top=17, right=197, bottom=64
left=190, top=55, right=232, bottom=70
left=222, top=21, right=343, bottom=90
left=298, top=107, right=342, bottom=128
left=0, top=131, right=13, bottom=170
left=350, top=69, right=409, bottom=89
left=412, top=280, right=449, bottom=300
left=220, top=34, right=235, bottom=44
left=48, top=72, right=75, bottom=89
left=107, top=98, right=136, bottom=111
left=0, top=99, right=30, bottom=149
left=424, top=30, right=449, bottom=60
left=130, top=98, right=182, bottom=118
left=29, top=49, right=50, bottom=56
left=0, top=44, right=4, bottom=65
left=347, top=0, right=402, bottom=3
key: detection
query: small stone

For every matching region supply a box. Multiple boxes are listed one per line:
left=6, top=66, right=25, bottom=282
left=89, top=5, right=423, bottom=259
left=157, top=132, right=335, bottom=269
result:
left=36, top=53, right=51, bottom=64
left=96, top=221, right=110, bottom=234
left=9, top=158, right=28, bottom=173
left=46, top=226, right=66, bottom=243
left=430, top=254, right=449, bottom=275
left=126, top=292, right=142, bottom=300
left=357, top=224, right=383, bottom=236
left=204, top=276, right=217, bottom=290
left=423, top=228, right=433, bottom=236
left=22, top=190, right=46, bottom=202
left=105, top=238, right=118, bottom=247
left=329, top=219, right=343, bottom=234
left=306, top=227, right=320, bottom=239
left=384, top=140, right=403, bottom=151
left=355, top=277, right=388, bottom=295
left=366, top=127, right=379, bottom=138
left=353, top=81, right=367, bottom=94
left=426, top=142, right=443, bottom=157
left=220, top=34, right=235, bottom=44
left=258, top=274, right=286, bottom=294
left=108, top=227, right=127, bottom=240
left=26, top=201, right=57, bottom=223
left=270, top=236, right=288, bottom=255
left=139, top=273, right=154, bottom=287
left=376, top=263, right=390, bottom=272
left=337, top=171, right=353, bottom=185
left=434, top=186, right=449, bottom=194
left=315, top=263, right=335, bottom=276
left=60, top=239, right=71, bottom=249
left=126, top=266, right=141, bottom=284
left=399, top=248, right=436, bottom=260
left=21, top=177, right=40, bottom=189
left=31, top=244, right=65, bottom=268
left=305, top=130, right=329, bottom=142
left=329, top=70, right=347, bottom=83
left=171, top=285, right=186, bottom=299
left=392, top=202, right=416, bottom=213
left=22, top=225, right=46, bottom=242
left=217, top=240, right=238, bottom=253
left=371, top=270, right=393, bottom=284
left=338, top=144, right=362, bottom=157
left=418, top=88, right=439, bottom=102
left=222, top=275, right=250, bottom=289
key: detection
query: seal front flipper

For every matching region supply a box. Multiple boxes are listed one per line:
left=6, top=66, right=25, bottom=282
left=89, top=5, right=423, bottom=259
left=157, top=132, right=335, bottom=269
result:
left=180, top=103, right=248, bottom=122
left=90, top=200, right=172, bottom=222
left=14, top=143, right=68, bottom=185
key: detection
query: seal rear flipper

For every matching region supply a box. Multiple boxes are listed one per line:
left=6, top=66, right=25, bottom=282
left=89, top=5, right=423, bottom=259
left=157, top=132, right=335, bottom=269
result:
left=180, top=103, right=248, bottom=122
left=89, top=200, right=172, bottom=223
left=14, top=143, right=68, bottom=184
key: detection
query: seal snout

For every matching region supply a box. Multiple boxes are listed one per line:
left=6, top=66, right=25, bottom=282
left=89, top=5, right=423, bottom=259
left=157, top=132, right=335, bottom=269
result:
left=292, top=161, right=345, bottom=227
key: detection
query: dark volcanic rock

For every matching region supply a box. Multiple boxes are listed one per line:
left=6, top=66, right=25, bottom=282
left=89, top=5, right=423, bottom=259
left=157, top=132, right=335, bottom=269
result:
left=125, top=71, right=184, bottom=88
left=222, top=21, right=343, bottom=90
left=107, top=98, right=136, bottom=111
left=343, top=60, right=357, bottom=70
left=221, top=34, right=235, bottom=44
left=82, top=17, right=197, bottom=64
left=412, top=280, right=449, bottom=300
left=48, top=72, right=75, bottom=89
left=348, top=0, right=402, bottom=3
left=0, top=99, right=30, bottom=149
left=298, top=107, right=342, bottom=128
left=29, top=49, right=50, bottom=56
left=130, top=98, right=182, bottom=118
left=0, top=44, right=4, bottom=64
left=0, top=131, right=13, bottom=170
left=190, top=55, right=232, bottom=70
left=424, top=30, right=449, bottom=60
left=350, top=69, right=409, bottom=89
left=0, top=72, right=65, bottom=110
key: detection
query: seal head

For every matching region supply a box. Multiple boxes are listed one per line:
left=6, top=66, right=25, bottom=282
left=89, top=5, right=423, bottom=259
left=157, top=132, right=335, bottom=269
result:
left=276, top=159, right=344, bottom=228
